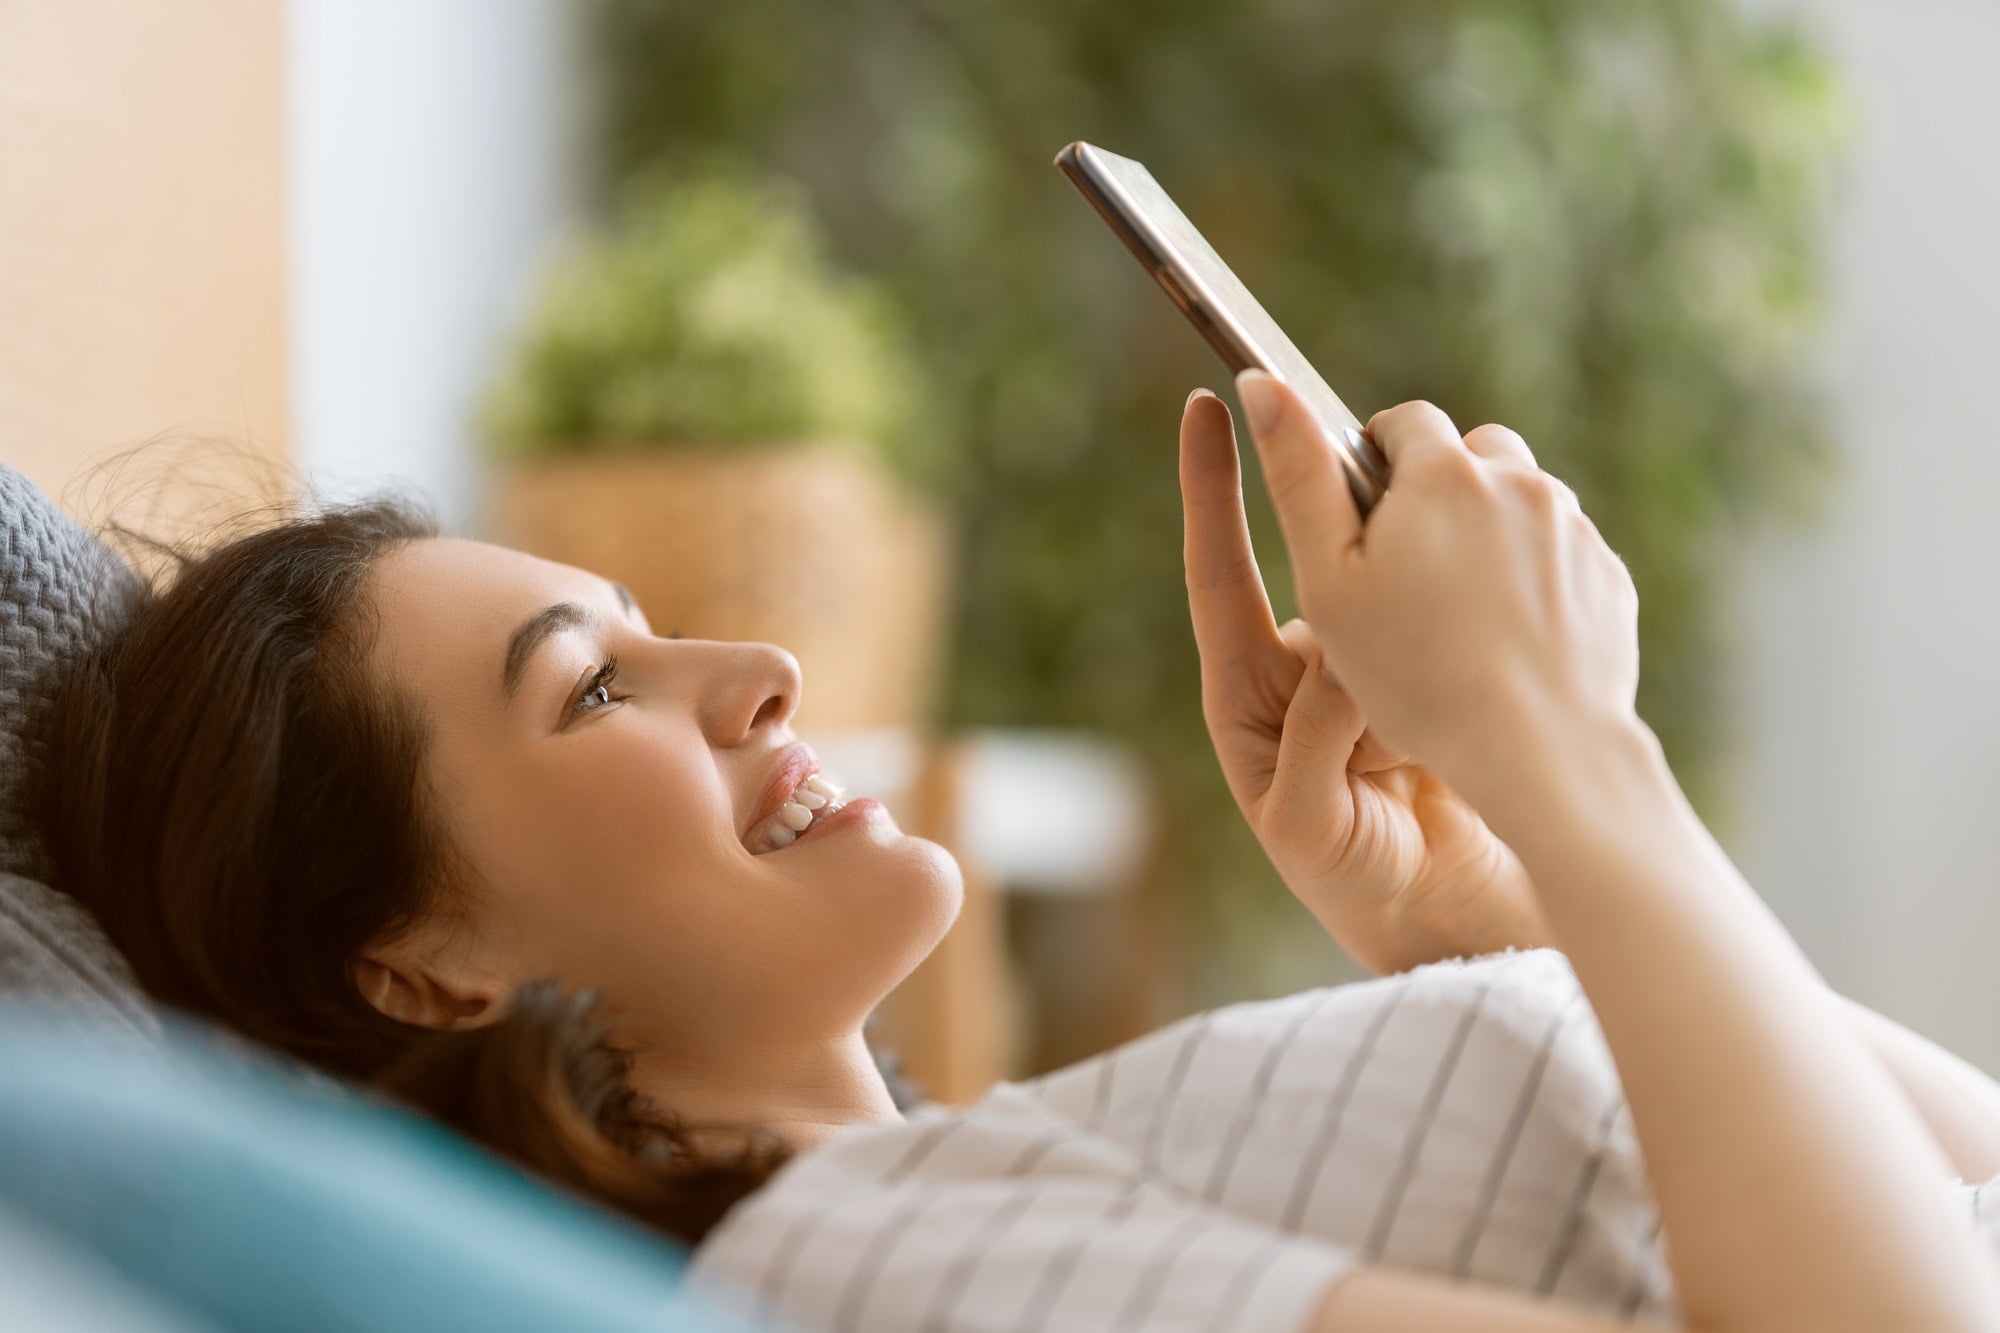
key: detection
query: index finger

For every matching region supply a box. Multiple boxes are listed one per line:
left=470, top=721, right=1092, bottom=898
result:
left=1180, top=388, right=1281, bottom=664
left=1232, top=369, right=1365, bottom=587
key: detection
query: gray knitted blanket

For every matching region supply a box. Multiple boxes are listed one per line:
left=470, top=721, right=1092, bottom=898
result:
left=0, top=463, right=156, bottom=1036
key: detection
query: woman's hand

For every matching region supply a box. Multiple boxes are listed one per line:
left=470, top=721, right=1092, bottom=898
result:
left=1228, top=372, right=1642, bottom=803
left=1216, top=378, right=2000, bottom=1333
left=1179, top=388, right=1554, bottom=975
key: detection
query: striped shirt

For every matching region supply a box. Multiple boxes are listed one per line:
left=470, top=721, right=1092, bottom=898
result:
left=687, top=948, right=2000, bottom=1332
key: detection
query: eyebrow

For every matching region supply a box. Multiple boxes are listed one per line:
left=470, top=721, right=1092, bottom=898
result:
left=500, top=583, right=637, bottom=705
left=501, top=603, right=589, bottom=704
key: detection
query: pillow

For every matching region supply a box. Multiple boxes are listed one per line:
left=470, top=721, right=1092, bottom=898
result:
left=0, top=1015, right=775, bottom=1333
left=0, top=463, right=145, bottom=883
left=0, top=870, right=154, bottom=1039
left=0, top=1203, right=206, bottom=1333
left=0, top=464, right=155, bottom=1032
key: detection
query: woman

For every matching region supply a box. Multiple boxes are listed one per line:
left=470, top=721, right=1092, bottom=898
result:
left=36, top=369, right=2000, bottom=1332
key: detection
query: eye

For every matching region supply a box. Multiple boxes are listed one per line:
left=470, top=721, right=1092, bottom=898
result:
left=570, top=655, right=623, bottom=717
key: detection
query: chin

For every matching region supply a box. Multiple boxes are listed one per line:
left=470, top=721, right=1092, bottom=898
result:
left=888, top=835, right=966, bottom=964
left=906, top=835, right=965, bottom=921
left=795, top=832, right=965, bottom=1009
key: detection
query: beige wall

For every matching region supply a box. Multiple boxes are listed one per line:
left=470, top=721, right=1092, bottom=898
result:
left=0, top=0, right=286, bottom=519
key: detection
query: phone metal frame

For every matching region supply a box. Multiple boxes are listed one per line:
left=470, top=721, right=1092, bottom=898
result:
left=1055, top=140, right=1390, bottom=516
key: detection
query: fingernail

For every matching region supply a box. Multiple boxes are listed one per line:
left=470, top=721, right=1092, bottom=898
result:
left=1235, top=369, right=1280, bottom=435
left=1185, top=386, right=1216, bottom=411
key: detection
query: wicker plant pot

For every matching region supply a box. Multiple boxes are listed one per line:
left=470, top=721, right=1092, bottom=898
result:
left=486, top=443, right=953, bottom=733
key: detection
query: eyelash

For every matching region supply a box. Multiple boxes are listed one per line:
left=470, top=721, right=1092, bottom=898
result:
left=567, top=631, right=678, bottom=720
left=572, top=655, right=622, bottom=716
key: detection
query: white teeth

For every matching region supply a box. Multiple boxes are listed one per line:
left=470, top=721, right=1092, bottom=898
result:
left=750, top=769, right=850, bottom=854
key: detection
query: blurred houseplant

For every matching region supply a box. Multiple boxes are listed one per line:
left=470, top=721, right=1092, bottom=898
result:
left=586, top=0, right=1844, bottom=1010
left=481, top=164, right=954, bottom=733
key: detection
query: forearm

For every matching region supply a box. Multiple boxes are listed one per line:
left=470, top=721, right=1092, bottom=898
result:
left=1380, top=852, right=2000, bottom=1188
left=1458, top=716, right=2000, bottom=1333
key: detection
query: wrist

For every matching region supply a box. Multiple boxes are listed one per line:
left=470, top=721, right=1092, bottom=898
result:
left=1353, top=906, right=1561, bottom=977
left=1446, top=708, right=1679, bottom=856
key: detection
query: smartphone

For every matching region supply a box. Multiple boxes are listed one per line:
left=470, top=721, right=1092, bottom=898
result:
left=1054, top=140, right=1390, bottom=516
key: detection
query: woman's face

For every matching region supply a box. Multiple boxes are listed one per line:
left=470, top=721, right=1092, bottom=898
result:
left=355, top=536, right=963, bottom=1063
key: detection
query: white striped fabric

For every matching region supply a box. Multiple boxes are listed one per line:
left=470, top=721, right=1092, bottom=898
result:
left=688, top=948, right=1994, bottom=1332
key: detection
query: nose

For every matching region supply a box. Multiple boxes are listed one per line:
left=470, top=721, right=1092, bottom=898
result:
left=699, top=640, right=802, bottom=744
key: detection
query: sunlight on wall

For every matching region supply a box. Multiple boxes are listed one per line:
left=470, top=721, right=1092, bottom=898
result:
left=0, top=0, right=285, bottom=521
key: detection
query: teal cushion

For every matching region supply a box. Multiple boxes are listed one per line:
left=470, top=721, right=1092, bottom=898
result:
left=0, top=1203, right=209, bottom=1332
left=0, top=1015, right=774, bottom=1333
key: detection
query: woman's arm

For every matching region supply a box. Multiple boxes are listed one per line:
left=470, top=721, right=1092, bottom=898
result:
left=1307, top=722, right=2000, bottom=1333
left=1275, top=782, right=2000, bottom=1191
left=1230, top=376, right=2000, bottom=1333
left=1840, top=996, right=2000, bottom=1185
left=1376, top=915, right=2000, bottom=1190
left=1460, top=717, right=1995, bottom=1333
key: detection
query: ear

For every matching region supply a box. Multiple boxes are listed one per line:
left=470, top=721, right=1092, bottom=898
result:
left=352, top=941, right=503, bottom=1031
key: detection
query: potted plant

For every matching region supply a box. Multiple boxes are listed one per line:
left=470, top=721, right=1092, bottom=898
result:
left=480, top=163, right=954, bottom=733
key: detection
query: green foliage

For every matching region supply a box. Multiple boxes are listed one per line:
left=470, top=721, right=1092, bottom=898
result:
left=482, top=161, right=943, bottom=493
left=586, top=0, right=1844, bottom=1003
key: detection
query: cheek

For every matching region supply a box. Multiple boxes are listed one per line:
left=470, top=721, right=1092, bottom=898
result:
left=450, top=725, right=737, bottom=933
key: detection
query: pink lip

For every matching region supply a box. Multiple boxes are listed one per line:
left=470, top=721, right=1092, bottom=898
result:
left=742, top=740, right=822, bottom=850
left=789, top=797, right=884, bottom=847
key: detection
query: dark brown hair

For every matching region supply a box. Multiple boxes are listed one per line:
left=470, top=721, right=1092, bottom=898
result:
left=37, top=496, right=789, bottom=1246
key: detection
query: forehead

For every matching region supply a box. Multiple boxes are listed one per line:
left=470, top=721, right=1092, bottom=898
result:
left=363, top=536, right=610, bottom=676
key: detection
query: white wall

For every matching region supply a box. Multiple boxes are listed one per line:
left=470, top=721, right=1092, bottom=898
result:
left=285, top=0, right=586, bottom=529
left=1728, top=0, right=2000, bottom=1071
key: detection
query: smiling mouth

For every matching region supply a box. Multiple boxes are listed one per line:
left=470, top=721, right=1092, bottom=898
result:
left=750, top=772, right=847, bottom=854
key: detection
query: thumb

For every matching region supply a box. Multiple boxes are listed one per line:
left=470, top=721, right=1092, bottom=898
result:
left=1263, top=630, right=1366, bottom=846
left=1278, top=618, right=1408, bottom=774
